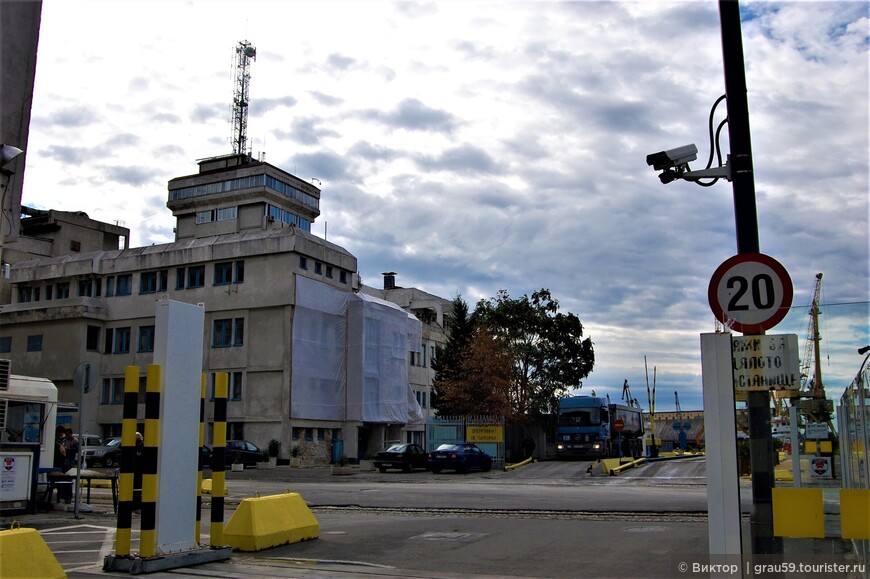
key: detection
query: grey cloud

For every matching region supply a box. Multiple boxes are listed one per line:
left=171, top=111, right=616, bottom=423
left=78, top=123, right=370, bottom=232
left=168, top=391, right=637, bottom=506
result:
left=49, top=105, right=100, bottom=127
left=414, top=144, right=498, bottom=175
left=43, top=144, right=91, bottom=164
left=357, top=98, right=456, bottom=133
left=310, top=91, right=343, bottom=106
left=290, top=151, right=354, bottom=183
left=129, top=77, right=149, bottom=92
left=190, top=103, right=224, bottom=123
left=250, top=95, right=297, bottom=117
left=327, top=53, right=357, bottom=71
left=348, top=141, right=399, bottom=163
left=150, top=112, right=182, bottom=123
left=102, top=165, right=155, bottom=187
left=103, top=133, right=141, bottom=148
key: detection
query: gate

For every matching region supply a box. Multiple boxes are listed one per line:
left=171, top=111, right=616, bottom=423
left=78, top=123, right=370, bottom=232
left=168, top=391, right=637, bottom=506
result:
left=426, top=415, right=505, bottom=470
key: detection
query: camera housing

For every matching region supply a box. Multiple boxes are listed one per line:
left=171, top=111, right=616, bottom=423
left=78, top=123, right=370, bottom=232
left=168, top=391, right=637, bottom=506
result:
left=646, top=144, right=698, bottom=171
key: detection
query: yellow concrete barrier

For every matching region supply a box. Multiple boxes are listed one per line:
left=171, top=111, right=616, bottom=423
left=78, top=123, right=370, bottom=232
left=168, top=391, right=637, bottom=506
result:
left=0, top=525, right=66, bottom=579
left=201, top=478, right=228, bottom=495
left=224, top=492, right=319, bottom=551
left=772, top=488, right=824, bottom=538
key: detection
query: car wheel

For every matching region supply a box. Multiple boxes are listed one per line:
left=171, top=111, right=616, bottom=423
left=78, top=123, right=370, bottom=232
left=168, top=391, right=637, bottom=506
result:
left=104, top=456, right=115, bottom=467
left=431, top=468, right=441, bottom=474
left=378, top=466, right=387, bottom=473
left=483, top=463, right=491, bottom=472
left=403, top=463, right=412, bottom=473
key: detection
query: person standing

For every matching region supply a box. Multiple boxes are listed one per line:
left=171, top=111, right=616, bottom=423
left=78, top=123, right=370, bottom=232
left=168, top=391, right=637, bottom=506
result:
left=63, top=428, right=80, bottom=472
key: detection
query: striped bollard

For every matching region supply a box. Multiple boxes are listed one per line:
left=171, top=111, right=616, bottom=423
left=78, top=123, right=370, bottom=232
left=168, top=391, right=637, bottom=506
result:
left=114, top=366, right=140, bottom=557
left=210, top=372, right=228, bottom=547
left=138, top=364, right=161, bottom=558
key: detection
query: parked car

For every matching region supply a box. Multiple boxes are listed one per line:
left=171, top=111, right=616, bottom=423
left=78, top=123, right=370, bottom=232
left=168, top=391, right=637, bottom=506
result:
left=427, top=443, right=493, bottom=474
left=82, top=436, right=122, bottom=467
left=373, top=443, right=428, bottom=473
left=73, top=433, right=103, bottom=448
left=225, top=440, right=265, bottom=467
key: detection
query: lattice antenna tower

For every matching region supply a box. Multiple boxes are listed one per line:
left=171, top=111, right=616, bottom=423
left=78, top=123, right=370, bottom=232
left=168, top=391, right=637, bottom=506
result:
left=231, top=40, right=257, bottom=155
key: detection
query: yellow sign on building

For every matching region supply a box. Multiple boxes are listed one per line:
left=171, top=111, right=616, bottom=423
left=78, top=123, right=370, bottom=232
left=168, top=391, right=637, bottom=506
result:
left=466, top=425, right=503, bottom=443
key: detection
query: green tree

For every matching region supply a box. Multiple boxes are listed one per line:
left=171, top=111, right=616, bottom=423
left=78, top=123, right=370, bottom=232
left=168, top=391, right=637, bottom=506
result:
left=474, top=289, right=594, bottom=419
left=430, top=295, right=474, bottom=415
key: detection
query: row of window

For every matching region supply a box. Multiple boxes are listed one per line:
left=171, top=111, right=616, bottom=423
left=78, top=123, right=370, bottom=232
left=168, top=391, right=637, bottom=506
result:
left=168, top=173, right=320, bottom=211
left=410, top=344, right=436, bottom=368
left=291, top=427, right=340, bottom=442
left=298, top=256, right=349, bottom=284
left=100, top=370, right=244, bottom=405
left=196, top=206, right=238, bottom=224
left=16, top=261, right=246, bottom=304
left=266, top=204, right=312, bottom=232
left=0, top=335, right=41, bottom=353
left=1, top=316, right=244, bottom=355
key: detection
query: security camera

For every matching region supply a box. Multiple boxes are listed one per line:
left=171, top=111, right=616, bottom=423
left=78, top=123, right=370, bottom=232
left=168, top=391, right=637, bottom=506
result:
left=646, top=144, right=698, bottom=171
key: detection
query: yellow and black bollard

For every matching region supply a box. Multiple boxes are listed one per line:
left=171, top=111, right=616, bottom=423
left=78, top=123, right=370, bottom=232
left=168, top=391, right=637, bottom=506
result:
left=210, top=372, right=228, bottom=547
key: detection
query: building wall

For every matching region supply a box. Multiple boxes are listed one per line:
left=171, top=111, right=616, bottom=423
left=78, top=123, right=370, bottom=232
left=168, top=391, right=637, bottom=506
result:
left=0, top=227, right=359, bottom=459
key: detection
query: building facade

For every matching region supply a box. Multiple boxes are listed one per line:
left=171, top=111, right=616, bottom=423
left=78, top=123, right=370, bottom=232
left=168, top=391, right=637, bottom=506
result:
left=0, top=154, right=448, bottom=462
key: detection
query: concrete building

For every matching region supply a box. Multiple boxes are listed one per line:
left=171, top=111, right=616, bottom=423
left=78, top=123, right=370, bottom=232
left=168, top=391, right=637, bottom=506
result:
left=0, top=154, right=448, bottom=463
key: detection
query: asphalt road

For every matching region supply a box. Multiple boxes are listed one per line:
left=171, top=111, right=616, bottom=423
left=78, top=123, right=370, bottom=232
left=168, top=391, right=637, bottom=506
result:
left=4, top=457, right=854, bottom=578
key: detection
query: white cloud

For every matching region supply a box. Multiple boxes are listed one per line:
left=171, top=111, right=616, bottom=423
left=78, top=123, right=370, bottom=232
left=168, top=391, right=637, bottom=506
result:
left=23, top=0, right=868, bottom=411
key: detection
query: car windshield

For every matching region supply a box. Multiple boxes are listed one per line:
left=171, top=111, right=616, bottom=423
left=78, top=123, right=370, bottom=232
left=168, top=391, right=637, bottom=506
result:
left=106, top=438, right=122, bottom=447
left=435, top=444, right=460, bottom=451
left=384, top=444, right=406, bottom=452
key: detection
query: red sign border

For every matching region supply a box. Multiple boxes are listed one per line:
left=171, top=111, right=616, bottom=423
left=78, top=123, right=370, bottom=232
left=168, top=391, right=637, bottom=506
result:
left=708, top=253, right=793, bottom=334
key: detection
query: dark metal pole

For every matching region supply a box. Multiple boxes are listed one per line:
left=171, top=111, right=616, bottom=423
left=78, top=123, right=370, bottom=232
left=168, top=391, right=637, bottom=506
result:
left=719, top=0, right=782, bottom=555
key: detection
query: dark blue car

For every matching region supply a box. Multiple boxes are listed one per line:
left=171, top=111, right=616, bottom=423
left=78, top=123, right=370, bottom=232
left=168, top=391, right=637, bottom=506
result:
left=427, top=443, right=493, bottom=474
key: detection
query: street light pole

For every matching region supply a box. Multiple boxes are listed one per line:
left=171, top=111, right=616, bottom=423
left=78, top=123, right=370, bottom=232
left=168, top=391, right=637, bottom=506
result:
left=718, top=0, right=782, bottom=554
left=73, top=361, right=91, bottom=519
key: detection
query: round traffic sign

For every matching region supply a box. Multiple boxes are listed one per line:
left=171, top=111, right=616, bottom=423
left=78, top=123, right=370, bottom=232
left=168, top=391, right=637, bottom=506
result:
left=708, top=253, right=793, bottom=334
left=613, top=419, right=625, bottom=432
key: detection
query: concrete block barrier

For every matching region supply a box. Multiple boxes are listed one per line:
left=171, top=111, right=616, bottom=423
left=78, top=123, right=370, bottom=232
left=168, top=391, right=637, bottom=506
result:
left=0, top=525, right=66, bottom=579
left=224, top=492, right=319, bottom=551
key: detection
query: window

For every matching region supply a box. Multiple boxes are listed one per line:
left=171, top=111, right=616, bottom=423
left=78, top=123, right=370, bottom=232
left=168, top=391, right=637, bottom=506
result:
left=317, top=429, right=325, bottom=441
left=216, top=206, right=237, bottom=221
left=208, top=371, right=243, bottom=401
left=214, top=262, right=233, bottom=285
left=196, top=210, right=215, bottom=224
left=101, top=377, right=124, bottom=405
left=18, top=286, right=34, bottom=303
left=78, top=278, right=101, bottom=297
left=86, top=325, right=100, bottom=351
left=45, top=285, right=53, bottom=300
left=299, top=256, right=307, bottom=270
left=292, top=427, right=302, bottom=441
left=421, top=343, right=427, bottom=368
left=326, top=266, right=333, bottom=279
left=26, top=335, right=43, bottom=352
left=138, top=325, right=155, bottom=353
left=314, top=262, right=322, bottom=275
left=113, top=327, right=131, bottom=354
left=140, top=270, right=168, bottom=294
left=415, top=390, right=428, bottom=408
left=229, top=372, right=243, bottom=401
left=105, top=275, right=132, bottom=296
left=213, top=318, right=244, bottom=348
left=339, top=270, right=347, bottom=284
left=56, top=282, right=69, bottom=299
left=116, top=275, right=132, bottom=296
left=187, top=266, right=205, bottom=288
left=214, top=261, right=244, bottom=286
left=176, top=268, right=186, bottom=290
left=0, top=336, right=11, bottom=353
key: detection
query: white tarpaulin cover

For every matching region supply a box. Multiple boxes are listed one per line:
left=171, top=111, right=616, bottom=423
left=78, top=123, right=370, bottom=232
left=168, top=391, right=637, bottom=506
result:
left=293, top=276, right=423, bottom=423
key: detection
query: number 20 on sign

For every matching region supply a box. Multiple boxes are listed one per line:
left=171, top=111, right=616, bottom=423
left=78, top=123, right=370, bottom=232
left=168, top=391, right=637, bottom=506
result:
left=708, top=253, right=793, bottom=334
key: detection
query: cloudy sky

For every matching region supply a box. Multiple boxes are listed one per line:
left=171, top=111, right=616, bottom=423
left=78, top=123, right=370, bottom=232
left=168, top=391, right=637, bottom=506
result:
left=22, top=1, right=869, bottom=411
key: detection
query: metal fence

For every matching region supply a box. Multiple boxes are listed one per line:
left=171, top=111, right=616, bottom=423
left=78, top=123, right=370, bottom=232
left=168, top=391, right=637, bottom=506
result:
left=426, top=415, right=505, bottom=470
left=838, top=364, right=869, bottom=573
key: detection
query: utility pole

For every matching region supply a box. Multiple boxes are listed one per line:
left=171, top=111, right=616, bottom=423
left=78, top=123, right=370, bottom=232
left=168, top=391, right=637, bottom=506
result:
left=718, top=0, right=782, bottom=555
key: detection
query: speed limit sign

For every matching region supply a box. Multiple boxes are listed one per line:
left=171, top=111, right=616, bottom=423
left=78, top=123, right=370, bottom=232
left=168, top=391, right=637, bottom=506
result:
left=708, top=253, right=793, bottom=334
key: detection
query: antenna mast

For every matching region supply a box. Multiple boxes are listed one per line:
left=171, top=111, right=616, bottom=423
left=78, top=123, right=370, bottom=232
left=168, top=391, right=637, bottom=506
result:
left=232, top=40, right=257, bottom=156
